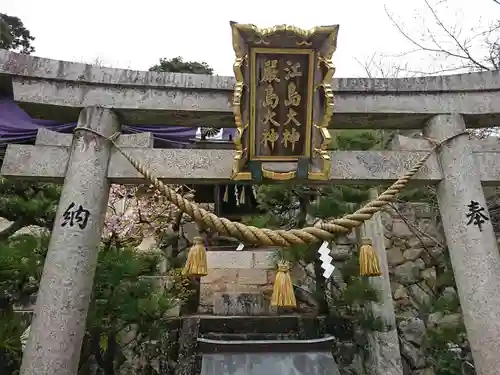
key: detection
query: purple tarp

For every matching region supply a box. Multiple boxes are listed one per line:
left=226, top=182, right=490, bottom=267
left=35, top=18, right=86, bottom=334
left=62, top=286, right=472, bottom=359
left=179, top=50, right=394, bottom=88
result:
left=0, top=98, right=234, bottom=146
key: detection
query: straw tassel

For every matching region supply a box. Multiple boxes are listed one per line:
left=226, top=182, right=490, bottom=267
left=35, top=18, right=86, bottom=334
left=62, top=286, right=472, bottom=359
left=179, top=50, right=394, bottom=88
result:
left=182, top=236, right=208, bottom=277
left=359, top=237, right=382, bottom=277
left=271, top=260, right=296, bottom=308
left=223, top=186, right=229, bottom=202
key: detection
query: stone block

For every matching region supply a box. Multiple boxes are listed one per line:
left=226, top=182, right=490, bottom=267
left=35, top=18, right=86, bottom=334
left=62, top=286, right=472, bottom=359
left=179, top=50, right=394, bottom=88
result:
left=412, top=203, right=435, bottom=219
left=252, top=251, right=275, bottom=268
left=267, top=270, right=276, bottom=284
left=398, top=317, right=426, bottom=346
left=386, top=248, right=405, bottom=266
left=237, top=269, right=268, bottom=285
left=200, top=269, right=238, bottom=285
left=213, top=292, right=270, bottom=316
left=393, top=261, right=420, bottom=284
left=34, top=128, right=154, bottom=148
left=409, top=284, right=431, bottom=306
left=331, top=244, right=351, bottom=261
left=35, top=128, right=73, bottom=146
left=207, top=251, right=253, bottom=269
left=403, top=247, right=424, bottom=261
left=391, top=219, right=414, bottom=238
left=199, top=288, right=216, bottom=312
left=393, top=284, right=408, bottom=300
left=182, top=222, right=199, bottom=241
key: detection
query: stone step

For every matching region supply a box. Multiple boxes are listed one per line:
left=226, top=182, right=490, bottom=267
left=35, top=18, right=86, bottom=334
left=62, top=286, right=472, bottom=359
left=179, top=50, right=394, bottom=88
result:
left=203, top=332, right=301, bottom=341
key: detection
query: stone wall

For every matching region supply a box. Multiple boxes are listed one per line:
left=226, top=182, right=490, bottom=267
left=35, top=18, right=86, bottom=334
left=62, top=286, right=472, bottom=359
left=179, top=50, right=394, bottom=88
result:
left=199, top=249, right=276, bottom=315
left=383, top=203, right=456, bottom=375
left=327, top=202, right=472, bottom=375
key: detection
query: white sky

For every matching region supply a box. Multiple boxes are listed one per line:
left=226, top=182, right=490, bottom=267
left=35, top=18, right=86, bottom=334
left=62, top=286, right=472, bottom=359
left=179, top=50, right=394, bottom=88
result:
left=2, top=0, right=500, bottom=77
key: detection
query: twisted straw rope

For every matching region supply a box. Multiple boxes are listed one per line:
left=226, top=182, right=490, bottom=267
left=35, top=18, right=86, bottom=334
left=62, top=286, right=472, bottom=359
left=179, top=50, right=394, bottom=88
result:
left=77, top=128, right=462, bottom=248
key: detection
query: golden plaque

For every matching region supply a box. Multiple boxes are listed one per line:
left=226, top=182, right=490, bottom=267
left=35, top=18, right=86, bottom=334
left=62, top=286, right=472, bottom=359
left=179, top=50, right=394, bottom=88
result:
left=230, top=22, right=338, bottom=181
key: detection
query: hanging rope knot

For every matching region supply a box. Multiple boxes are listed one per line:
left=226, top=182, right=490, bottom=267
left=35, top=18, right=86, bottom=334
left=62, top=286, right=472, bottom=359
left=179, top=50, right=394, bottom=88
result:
left=277, top=260, right=291, bottom=273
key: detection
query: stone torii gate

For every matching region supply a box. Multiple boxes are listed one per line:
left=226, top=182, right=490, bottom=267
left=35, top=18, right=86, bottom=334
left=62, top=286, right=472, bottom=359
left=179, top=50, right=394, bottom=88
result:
left=3, top=22, right=500, bottom=375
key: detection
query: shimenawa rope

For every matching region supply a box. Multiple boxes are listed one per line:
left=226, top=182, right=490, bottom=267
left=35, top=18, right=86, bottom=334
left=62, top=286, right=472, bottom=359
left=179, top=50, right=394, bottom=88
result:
left=75, top=128, right=464, bottom=248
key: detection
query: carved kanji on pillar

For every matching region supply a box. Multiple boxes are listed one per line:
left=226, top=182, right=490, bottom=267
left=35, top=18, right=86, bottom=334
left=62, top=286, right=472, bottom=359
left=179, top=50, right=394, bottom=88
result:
left=229, top=22, right=338, bottom=181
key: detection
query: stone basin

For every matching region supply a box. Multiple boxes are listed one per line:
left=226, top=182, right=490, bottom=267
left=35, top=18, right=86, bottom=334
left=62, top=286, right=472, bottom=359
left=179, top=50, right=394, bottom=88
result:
left=199, top=335, right=340, bottom=375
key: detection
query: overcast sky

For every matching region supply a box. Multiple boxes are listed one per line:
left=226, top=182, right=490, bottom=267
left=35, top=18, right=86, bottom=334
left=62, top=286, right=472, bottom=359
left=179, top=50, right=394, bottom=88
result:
left=2, top=0, right=499, bottom=77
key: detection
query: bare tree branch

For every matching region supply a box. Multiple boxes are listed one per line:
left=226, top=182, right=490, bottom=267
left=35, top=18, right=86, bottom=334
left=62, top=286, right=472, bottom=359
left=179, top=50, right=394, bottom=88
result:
left=422, top=0, right=491, bottom=71
left=384, top=0, right=499, bottom=74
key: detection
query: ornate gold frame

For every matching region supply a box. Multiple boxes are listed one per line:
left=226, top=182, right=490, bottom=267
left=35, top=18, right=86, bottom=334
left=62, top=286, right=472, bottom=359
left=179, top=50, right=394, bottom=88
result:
left=229, top=22, right=339, bottom=181
left=230, top=22, right=252, bottom=180
left=308, top=31, right=337, bottom=181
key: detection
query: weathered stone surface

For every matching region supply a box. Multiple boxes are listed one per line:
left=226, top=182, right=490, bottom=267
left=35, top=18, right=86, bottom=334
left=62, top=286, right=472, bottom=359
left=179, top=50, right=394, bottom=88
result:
left=330, top=244, right=351, bottom=261
left=427, top=312, right=443, bottom=327
left=252, top=251, right=275, bottom=269
left=363, top=188, right=403, bottom=375
left=367, top=331, right=404, bottom=375
left=399, top=317, right=426, bottom=347
left=237, top=269, right=268, bottom=285
left=414, top=259, right=426, bottom=271
left=420, top=268, right=437, bottom=288
left=34, top=128, right=154, bottom=148
left=5, top=50, right=500, bottom=129
left=403, top=248, right=424, bottom=261
left=20, top=107, right=120, bottom=375
left=3, top=145, right=450, bottom=185
left=408, top=284, right=432, bottom=307
left=176, top=317, right=200, bottom=375
left=387, top=248, right=406, bottom=267
left=393, top=284, right=409, bottom=300
left=213, top=292, right=270, bottom=316
left=425, top=115, right=500, bottom=375
left=401, top=339, right=428, bottom=369
left=201, top=269, right=239, bottom=285
left=441, top=286, right=457, bottom=300
left=392, top=220, right=414, bottom=238
left=427, top=311, right=463, bottom=329
left=394, top=262, right=420, bottom=284
left=414, top=368, right=436, bottom=375
left=5, top=137, right=500, bottom=187
left=207, top=251, right=254, bottom=269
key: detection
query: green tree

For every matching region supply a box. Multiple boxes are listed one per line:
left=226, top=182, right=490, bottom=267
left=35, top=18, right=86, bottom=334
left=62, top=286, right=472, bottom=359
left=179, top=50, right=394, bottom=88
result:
left=0, top=14, right=35, bottom=54
left=0, top=232, right=189, bottom=375
left=0, top=233, right=48, bottom=375
left=0, top=180, right=61, bottom=241
left=0, top=12, right=59, bottom=241
left=78, top=243, right=189, bottom=375
left=149, top=56, right=213, bottom=75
